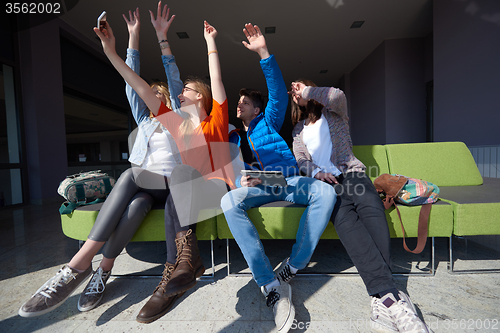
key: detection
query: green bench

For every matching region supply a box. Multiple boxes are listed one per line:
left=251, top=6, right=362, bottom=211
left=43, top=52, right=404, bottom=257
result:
left=61, top=142, right=498, bottom=276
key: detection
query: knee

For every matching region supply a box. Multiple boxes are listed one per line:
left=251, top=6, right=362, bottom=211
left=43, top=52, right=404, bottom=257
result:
left=128, top=193, right=153, bottom=215
left=221, top=189, right=246, bottom=213
left=220, top=191, right=234, bottom=212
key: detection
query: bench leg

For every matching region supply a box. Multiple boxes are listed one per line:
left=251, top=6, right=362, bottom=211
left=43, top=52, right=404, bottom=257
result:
left=448, top=235, right=500, bottom=274
left=225, top=238, right=436, bottom=277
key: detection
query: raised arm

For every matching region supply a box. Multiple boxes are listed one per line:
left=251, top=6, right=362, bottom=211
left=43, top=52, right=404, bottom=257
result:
left=292, top=82, right=348, bottom=119
left=150, top=1, right=183, bottom=109
left=204, top=21, right=226, bottom=104
left=124, top=8, right=140, bottom=51
left=94, top=21, right=162, bottom=116
left=242, top=23, right=287, bottom=132
left=123, top=8, right=149, bottom=124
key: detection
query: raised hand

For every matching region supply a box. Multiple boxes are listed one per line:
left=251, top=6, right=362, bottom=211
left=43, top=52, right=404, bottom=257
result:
left=204, top=20, right=218, bottom=41
left=291, top=82, right=307, bottom=98
left=123, top=7, right=140, bottom=36
left=94, top=21, right=116, bottom=55
left=150, top=1, right=175, bottom=37
left=242, top=23, right=270, bottom=59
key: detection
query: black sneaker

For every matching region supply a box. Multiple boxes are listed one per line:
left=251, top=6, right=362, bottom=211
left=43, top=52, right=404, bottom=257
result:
left=275, top=258, right=296, bottom=284
left=19, top=265, right=92, bottom=317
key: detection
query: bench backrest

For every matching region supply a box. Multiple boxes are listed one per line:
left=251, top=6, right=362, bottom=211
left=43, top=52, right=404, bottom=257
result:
left=385, top=142, right=483, bottom=186
left=352, top=145, right=390, bottom=180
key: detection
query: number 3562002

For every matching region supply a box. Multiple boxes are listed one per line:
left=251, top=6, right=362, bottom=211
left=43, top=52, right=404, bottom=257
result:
left=6, top=3, right=61, bottom=14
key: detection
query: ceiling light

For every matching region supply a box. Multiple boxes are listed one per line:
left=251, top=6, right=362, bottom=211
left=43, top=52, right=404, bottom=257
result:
left=176, top=32, right=189, bottom=39
left=350, top=21, right=364, bottom=29
left=265, top=27, right=276, bottom=34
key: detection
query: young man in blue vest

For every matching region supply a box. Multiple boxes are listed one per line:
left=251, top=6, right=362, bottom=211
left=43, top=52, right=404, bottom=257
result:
left=220, top=23, right=336, bottom=333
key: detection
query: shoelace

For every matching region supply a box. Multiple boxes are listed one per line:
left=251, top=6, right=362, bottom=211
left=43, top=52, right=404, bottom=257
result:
left=38, top=266, right=76, bottom=299
left=371, top=297, right=397, bottom=330
left=372, top=297, right=392, bottom=318
left=155, top=264, right=176, bottom=293
left=391, top=300, right=426, bottom=332
left=266, top=290, right=280, bottom=308
left=84, top=268, right=109, bottom=295
left=278, top=263, right=294, bottom=283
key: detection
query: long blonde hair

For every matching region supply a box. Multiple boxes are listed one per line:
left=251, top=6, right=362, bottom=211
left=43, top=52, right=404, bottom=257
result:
left=149, top=81, right=171, bottom=118
left=290, top=79, right=324, bottom=127
left=179, top=77, right=212, bottom=146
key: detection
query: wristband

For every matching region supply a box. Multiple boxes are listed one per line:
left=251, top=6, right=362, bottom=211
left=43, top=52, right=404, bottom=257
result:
left=207, top=50, right=218, bottom=56
left=160, top=43, right=170, bottom=50
left=158, top=39, right=168, bottom=44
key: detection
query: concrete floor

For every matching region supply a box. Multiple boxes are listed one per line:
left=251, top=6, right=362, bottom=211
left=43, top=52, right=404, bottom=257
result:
left=1, top=198, right=499, bottom=332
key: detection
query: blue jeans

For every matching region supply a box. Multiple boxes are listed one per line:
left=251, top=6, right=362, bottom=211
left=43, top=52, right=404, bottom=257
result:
left=220, top=176, right=336, bottom=287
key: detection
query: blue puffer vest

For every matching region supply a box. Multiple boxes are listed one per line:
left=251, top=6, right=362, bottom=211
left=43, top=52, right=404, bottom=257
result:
left=229, top=55, right=298, bottom=179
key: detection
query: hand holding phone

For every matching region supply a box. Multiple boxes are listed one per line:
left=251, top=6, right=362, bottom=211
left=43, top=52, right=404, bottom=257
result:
left=97, top=11, right=107, bottom=31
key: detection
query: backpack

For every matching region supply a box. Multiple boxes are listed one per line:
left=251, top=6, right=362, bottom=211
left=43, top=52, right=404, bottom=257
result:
left=58, top=170, right=115, bottom=214
left=374, top=174, right=439, bottom=254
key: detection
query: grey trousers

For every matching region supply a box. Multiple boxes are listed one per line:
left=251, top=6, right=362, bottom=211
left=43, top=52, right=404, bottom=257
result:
left=87, top=167, right=173, bottom=259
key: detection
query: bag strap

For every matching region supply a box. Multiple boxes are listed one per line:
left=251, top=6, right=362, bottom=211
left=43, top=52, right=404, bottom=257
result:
left=75, top=183, right=86, bottom=203
left=103, top=177, right=113, bottom=194
left=59, top=198, right=105, bottom=215
left=394, top=203, right=432, bottom=254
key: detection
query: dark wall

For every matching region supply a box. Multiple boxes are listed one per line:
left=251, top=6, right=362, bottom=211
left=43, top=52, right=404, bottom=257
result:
left=349, top=37, right=430, bottom=145
left=433, top=0, right=500, bottom=146
left=385, top=38, right=426, bottom=144
left=350, top=42, right=386, bottom=145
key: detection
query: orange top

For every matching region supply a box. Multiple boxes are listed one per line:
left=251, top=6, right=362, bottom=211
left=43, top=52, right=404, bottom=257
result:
left=155, top=100, right=235, bottom=188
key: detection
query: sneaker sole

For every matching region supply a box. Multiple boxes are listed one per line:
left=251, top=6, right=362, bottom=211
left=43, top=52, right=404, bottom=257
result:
left=370, top=319, right=399, bottom=333
left=278, top=283, right=295, bottom=333
left=77, top=292, right=105, bottom=312
left=18, top=270, right=92, bottom=318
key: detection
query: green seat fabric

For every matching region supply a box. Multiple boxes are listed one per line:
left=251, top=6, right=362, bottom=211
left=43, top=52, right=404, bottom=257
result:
left=352, top=145, right=390, bottom=180
left=385, top=142, right=483, bottom=186
left=61, top=203, right=217, bottom=241
left=216, top=201, right=453, bottom=240
left=385, top=200, right=453, bottom=238
left=440, top=177, right=500, bottom=236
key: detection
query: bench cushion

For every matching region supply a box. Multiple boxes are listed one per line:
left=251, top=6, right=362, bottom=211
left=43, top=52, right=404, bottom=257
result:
left=61, top=203, right=218, bottom=241
left=440, top=177, right=500, bottom=236
left=217, top=200, right=453, bottom=239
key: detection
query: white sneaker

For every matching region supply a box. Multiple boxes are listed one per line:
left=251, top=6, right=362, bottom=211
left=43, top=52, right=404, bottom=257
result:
left=370, top=296, right=398, bottom=332
left=261, top=281, right=295, bottom=332
left=388, top=291, right=433, bottom=333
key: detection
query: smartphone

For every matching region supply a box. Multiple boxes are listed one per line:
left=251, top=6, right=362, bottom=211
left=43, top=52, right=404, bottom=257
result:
left=97, top=11, right=107, bottom=31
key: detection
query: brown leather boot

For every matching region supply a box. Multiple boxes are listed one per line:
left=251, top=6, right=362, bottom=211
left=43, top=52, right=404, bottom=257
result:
left=136, top=262, right=185, bottom=323
left=161, top=229, right=205, bottom=297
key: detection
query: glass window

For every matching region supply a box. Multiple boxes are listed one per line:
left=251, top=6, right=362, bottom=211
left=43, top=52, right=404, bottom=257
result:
left=0, top=64, right=23, bottom=206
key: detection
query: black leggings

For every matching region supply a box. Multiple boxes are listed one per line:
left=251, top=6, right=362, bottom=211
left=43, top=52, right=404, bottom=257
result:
left=88, top=167, right=173, bottom=259
left=331, top=172, right=396, bottom=296
left=164, top=164, right=229, bottom=264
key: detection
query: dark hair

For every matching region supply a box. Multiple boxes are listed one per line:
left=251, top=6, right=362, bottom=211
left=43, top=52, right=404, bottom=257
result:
left=239, top=88, right=264, bottom=113
left=290, top=79, right=324, bottom=126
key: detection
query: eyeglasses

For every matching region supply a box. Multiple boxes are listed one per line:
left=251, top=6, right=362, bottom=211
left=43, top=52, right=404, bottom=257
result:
left=182, top=86, right=199, bottom=94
